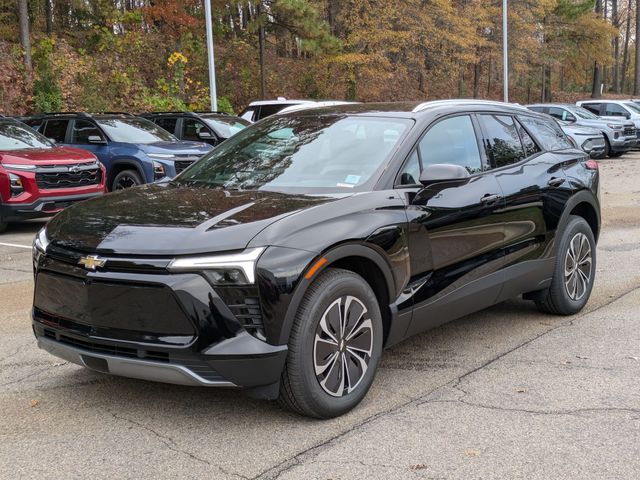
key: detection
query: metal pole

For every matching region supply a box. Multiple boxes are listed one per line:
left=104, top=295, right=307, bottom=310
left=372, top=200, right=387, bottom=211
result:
left=204, top=0, right=218, bottom=111
left=502, top=0, right=509, bottom=102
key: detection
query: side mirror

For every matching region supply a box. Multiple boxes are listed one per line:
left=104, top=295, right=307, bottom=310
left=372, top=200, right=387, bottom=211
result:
left=419, top=163, right=470, bottom=187
left=198, top=130, right=214, bottom=140
left=88, top=135, right=106, bottom=144
left=47, top=138, right=57, bottom=144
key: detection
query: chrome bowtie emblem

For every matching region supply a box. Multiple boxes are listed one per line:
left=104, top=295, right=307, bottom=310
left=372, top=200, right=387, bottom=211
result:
left=78, top=255, right=106, bottom=270
left=68, top=165, right=81, bottom=173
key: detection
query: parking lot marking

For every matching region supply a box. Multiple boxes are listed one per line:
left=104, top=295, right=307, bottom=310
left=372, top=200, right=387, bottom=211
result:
left=0, top=242, right=32, bottom=250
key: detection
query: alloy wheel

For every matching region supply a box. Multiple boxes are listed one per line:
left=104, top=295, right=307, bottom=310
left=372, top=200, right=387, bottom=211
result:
left=313, top=295, right=374, bottom=397
left=564, top=232, right=592, bottom=301
left=114, top=174, right=139, bottom=190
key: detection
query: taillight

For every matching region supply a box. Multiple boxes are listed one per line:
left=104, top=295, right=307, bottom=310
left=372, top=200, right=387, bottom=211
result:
left=584, top=159, right=599, bottom=170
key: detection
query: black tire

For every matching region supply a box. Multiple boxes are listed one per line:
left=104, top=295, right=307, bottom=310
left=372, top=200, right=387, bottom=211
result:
left=278, top=268, right=384, bottom=418
left=0, top=220, right=7, bottom=234
left=602, top=137, right=611, bottom=158
left=535, top=215, right=596, bottom=315
left=111, top=170, right=143, bottom=191
left=608, top=151, right=624, bottom=158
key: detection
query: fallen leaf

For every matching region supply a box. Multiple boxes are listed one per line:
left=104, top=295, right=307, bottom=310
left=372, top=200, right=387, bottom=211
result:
left=30, top=399, right=39, bottom=407
left=576, top=356, right=589, bottom=360
left=410, top=464, right=428, bottom=470
left=626, top=356, right=639, bottom=361
left=514, top=387, right=528, bottom=393
left=465, top=450, right=480, bottom=457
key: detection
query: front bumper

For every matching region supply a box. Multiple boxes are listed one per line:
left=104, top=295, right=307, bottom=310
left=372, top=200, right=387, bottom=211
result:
left=609, top=135, right=637, bottom=152
left=1, top=192, right=104, bottom=222
left=32, top=247, right=288, bottom=388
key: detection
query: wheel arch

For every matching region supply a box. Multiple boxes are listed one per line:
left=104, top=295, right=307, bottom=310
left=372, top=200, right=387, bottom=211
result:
left=277, top=243, right=397, bottom=346
left=108, top=159, right=146, bottom=190
left=559, top=190, right=601, bottom=243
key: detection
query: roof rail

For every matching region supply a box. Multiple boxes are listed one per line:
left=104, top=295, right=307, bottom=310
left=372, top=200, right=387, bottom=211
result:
left=42, top=112, right=92, bottom=117
left=412, top=99, right=527, bottom=113
left=193, top=111, right=230, bottom=115
left=144, top=111, right=199, bottom=117
left=93, top=111, right=135, bottom=116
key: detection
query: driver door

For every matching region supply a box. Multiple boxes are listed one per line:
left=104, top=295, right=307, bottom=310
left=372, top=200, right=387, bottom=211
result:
left=399, top=114, right=506, bottom=336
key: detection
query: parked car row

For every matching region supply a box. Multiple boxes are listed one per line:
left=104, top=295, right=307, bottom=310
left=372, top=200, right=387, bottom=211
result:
left=526, top=101, right=640, bottom=158
left=1, top=109, right=256, bottom=232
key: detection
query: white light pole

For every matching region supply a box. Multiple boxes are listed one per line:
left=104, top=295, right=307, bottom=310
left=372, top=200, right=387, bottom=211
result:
left=204, top=0, right=218, bottom=112
left=502, top=0, right=509, bottom=103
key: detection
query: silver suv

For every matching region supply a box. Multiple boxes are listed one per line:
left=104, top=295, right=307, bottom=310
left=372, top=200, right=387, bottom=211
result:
left=526, top=103, right=636, bottom=157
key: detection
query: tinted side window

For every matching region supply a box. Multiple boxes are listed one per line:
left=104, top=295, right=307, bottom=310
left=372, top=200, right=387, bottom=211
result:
left=399, top=149, right=421, bottom=185
left=182, top=119, right=209, bottom=141
left=548, top=107, right=576, bottom=122
left=239, top=107, right=256, bottom=122
left=257, top=104, right=288, bottom=120
left=154, top=117, right=178, bottom=134
left=581, top=103, right=601, bottom=115
left=23, top=119, right=43, bottom=131
left=515, top=119, right=540, bottom=157
left=42, top=119, right=69, bottom=143
left=604, top=103, right=629, bottom=117
left=479, top=114, right=525, bottom=168
left=518, top=115, right=573, bottom=151
left=71, top=120, right=102, bottom=144
left=527, top=106, right=547, bottom=114
left=418, top=115, right=482, bottom=174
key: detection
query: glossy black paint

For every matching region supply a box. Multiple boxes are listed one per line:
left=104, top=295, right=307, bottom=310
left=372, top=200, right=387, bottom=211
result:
left=33, top=100, right=601, bottom=391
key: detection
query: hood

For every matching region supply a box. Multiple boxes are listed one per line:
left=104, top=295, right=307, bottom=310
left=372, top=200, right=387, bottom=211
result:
left=139, top=141, right=213, bottom=155
left=0, top=146, right=97, bottom=166
left=560, top=123, right=602, bottom=136
left=45, top=183, right=340, bottom=255
left=575, top=118, right=628, bottom=129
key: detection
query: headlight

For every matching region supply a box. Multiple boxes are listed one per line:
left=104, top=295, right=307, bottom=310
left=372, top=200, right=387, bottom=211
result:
left=606, top=124, right=623, bottom=129
left=167, top=247, right=265, bottom=284
left=1, top=163, right=36, bottom=170
left=9, top=173, right=24, bottom=197
left=148, top=153, right=178, bottom=160
left=152, top=161, right=166, bottom=181
left=33, top=228, right=49, bottom=254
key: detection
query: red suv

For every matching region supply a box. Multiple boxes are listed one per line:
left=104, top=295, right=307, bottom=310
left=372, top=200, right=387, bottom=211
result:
left=0, top=118, right=106, bottom=232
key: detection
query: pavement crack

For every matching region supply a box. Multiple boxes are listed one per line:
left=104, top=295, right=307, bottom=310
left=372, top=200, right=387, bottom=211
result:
left=0, top=342, right=31, bottom=363
left=110, top=412, right=249, bottom=480
left=254, top=284, right=640, bottom=480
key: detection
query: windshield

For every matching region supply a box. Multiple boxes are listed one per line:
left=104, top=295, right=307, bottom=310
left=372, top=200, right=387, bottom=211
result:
left=97, top=117, right=177, bottom=143
left=203, top=116, right=250, bottom=138
left=568, top=106, right=599, bottom=120
left=624, top=102, right=640, bottom=114
left=0, top=121, right=53, bottom=151
left=176, top=114, right=413, bottom=193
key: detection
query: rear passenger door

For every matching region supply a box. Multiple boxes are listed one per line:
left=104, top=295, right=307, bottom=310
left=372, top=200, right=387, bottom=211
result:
left=478, top=113, right=573, bottom=300
left=41, top=119, right=70, bottom=144
left=401, top=114, right=506, bottom=336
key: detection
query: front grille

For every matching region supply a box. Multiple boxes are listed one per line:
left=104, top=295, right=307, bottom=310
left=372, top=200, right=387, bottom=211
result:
left=174, top=160, right=195, bottom=175
left=624, top=127, right=636, bottom=137
left=228, top=297, right=264, bottom=335
left=43, top=328, right=170, bottom=362
left=36, top=165, right=102, bottom=189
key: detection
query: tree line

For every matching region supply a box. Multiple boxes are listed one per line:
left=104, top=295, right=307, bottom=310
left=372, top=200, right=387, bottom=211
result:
left=0, top=0, right=638, bottom=114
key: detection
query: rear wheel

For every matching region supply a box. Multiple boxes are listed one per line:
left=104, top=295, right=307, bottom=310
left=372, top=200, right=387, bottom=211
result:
left=535, top=215, right=596, bottom=315
left=111, top=170, right=143, bottom=191
left=278, top=268, right=383, bottom=418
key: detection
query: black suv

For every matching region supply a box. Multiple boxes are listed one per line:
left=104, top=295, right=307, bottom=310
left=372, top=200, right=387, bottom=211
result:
left=32, top=101, right=600, bottom=418
left=142, top=111, right=250, bottom=147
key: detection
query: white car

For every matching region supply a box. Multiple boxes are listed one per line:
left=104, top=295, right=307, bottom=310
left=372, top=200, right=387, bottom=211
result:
left=576, top=99, right=640, bottom=135
left=239, top=98, right=316, bottom=123
left=276, top=101, right=358, bottom=115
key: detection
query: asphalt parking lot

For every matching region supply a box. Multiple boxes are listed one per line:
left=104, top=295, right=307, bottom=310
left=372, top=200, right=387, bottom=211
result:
left=1, top=156, right=639, bottom=479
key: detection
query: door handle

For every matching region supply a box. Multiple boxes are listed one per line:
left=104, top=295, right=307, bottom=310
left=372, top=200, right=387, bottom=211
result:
left=480, top=193, right=502, bottom=204
left=548, top=177, right=566, bottom=188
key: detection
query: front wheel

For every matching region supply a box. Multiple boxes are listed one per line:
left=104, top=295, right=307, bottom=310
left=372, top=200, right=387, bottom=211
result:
left=111, top=170, right=143, bottom=191
left=535, top=215, right=596, bottom=315
left=279, top=268, right=383, bottom=418
left=608, top=151, right=624, bottom=158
